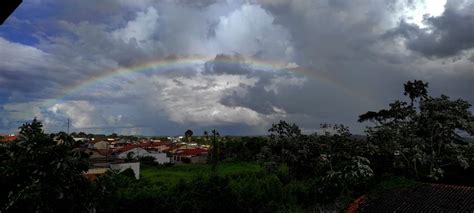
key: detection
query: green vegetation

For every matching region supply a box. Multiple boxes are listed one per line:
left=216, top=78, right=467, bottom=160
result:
left=360, top=80, right=474, bottom=180
left=371, top=176, right=420, bottom=195
left=141, top=162, right=262, bottom=185
left=0, top=119, right=93, bottom=212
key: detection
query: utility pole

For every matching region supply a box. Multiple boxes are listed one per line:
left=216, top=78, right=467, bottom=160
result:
left=67, top=118, right=70, bottom=134
left=211, top=130, right=219, bottom=172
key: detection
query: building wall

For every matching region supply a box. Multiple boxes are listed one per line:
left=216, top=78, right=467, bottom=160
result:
left=110, top=162, right=140, bottom=180
left=117, top=147, right=149, bottom=159
left=145, top=152, right=171, bottom=164
left=190, top=154, right=208, bottom=164
left=93, top=141, right=109, bottom=150
left=87, top=150, right=106, bottom=160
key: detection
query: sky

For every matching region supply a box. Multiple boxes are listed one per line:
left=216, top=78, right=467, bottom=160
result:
left=0, top=0, right=473, bottom=136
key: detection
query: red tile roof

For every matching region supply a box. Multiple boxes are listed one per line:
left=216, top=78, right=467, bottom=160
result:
left=96, top=149, right=114, bottom=156
left=352, top=183, right=474, bottom=212
left=138, top=141, right=171, bottom=148
left=176, top=148, right=208, bottom=157
left=114, top=144, right=138, bottom=153
left=0, top=135, right=17, bottom=142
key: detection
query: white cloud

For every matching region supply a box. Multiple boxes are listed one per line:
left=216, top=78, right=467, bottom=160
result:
left=48, top=101, right=103, bottom=129
left=212, top=4, right=293, bottom=61
left=113, top=7, right=160, bottom=47
left=148, top=73, right=270, bottom=125
left=0, top=101, right=47, bottom=132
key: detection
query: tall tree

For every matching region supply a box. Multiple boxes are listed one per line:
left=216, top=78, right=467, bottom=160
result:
left=0, top=118, right=92, bottom=212
left=359, top=80, right=474, bottom=180
left=185, top=129, right=193, bottom=143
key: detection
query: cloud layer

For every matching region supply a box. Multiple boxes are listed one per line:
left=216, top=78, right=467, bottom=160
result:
left=0, top=0, right=473, bottom=135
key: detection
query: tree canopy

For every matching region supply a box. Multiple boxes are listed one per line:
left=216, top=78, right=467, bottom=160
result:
left=359, top=80, right=474, bottom=180
left=0, top=119, right=93, bottom=212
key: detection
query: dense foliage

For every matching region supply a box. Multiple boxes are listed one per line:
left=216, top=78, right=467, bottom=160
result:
left=359, top=80, right=474, bottom=180
left=0, top=119, right=92, bottom=212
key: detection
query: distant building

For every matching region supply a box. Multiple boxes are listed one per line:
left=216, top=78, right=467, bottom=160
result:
left=114, top=145, right=171, bottom=164
left=167, top=136, right=184, bottom=143
left=73, top=137, right=90, bottom=142
left=146, top=152, right=171, bottom=164
left=84, top=168, right=108, bottom=181
left=172, top=148, right=208, bottom=164
left=115, top=146, right=149, bottom=159
left=92, top=141, right=109, bottom=150
left=85, top=162, right=140, bottom=180
left=85, top=149, right=107, bottom=160
left=140, top=141, right=171, bottom=152
left=110, top=162, right=140, bottom=180
left=0, top=134, right=17, bottom=143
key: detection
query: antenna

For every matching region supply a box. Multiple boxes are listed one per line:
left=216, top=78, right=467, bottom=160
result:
left=67, top=118, right=70, bottom=134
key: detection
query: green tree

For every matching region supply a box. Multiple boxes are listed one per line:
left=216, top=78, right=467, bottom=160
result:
left=185, top=129, right=193, bottom=143
left=266, top=120, right=323, bottom=178
left=125, top=152, right=136, bottom=162
left=0, top=118, right=92, bottom=212
left=77, top=132, right=87, bottom=138
left=359, top=80, right=474, bottom=180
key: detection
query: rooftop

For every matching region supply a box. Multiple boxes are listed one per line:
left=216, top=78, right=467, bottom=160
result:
left=352, top=184, right=474, bottom=212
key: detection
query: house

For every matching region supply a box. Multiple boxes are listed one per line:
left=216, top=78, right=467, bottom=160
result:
left=92, top=140, right=109, bottom=150
left=167, top=136, right=184, bottom=143
left=115, top=145, right=149, bottom=158
left=73, top=148, right=115, bottom=162
left=139, top=141, right=171, bottom=153
left=85, top=149, right=107, bottom=160
left=173, top=148, right=208, bottom=164
left=347, top=184, right=474, bottom=212
left=145, top=152, right=171, bottom=164
left=110, top=141, right=128, bottom=149
left=115, top=145, right=171, bottom=164
left=166, top=144, right=186, bottom=154
left=85, top=162, right=141, bottom=180
left=110, top=162, right=140, bottom=180
left=73, top=137, right=90, bottom=142
left=0, top=134, right=16, bottom=143
left=84, top=168, right=108, bottom=181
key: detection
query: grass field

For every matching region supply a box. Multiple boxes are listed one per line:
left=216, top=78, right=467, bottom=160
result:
left=140, top=162, right=262, bottom=185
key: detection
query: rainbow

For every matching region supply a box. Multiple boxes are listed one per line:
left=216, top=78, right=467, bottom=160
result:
left=45, top=55, right=372, bottom=106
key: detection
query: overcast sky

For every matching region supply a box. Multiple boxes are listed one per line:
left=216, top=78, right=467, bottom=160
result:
left=0, top=0, right=473, bottom=135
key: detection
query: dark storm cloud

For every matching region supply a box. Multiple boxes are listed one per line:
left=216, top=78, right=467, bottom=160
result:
left=220, top=79, right=277, bottom=115
left=391, top=2, right=474, bottom=58
left=204, top=54, right=252, bottom=75
left=178, top=0, right=218, bottom=8
left=257, top=0, right=412, bottom=102
left=1, top=0, right=473, bottom=134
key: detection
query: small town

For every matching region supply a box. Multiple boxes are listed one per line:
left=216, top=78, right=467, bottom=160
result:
left=2, top=131, right=212, bottom=180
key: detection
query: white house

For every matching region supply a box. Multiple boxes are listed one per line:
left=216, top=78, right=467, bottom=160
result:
left=116, top=146, right=149, bottom=159
left=110, top=162, right=140, bottom=180
left=145, top=152, right=171, bottom=164
left=92, top=141, right=109, bottom=150
left=115, top=146, right=171, bottom=164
